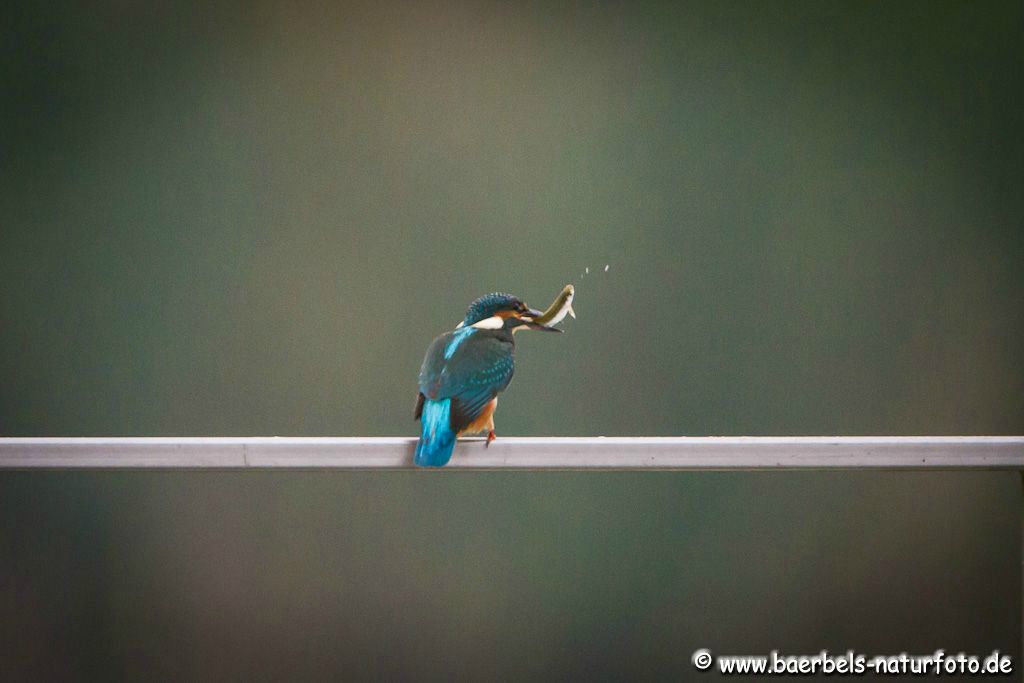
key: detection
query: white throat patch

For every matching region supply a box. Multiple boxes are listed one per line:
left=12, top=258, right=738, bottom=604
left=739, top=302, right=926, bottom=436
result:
left=470, top=316, right=504, bottom=330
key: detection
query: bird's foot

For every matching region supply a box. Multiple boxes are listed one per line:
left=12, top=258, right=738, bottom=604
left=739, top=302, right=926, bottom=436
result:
left=486, top=430, right=496, bottom=448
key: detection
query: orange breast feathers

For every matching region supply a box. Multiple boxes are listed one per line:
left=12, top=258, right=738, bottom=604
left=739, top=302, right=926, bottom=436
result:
left=459, top=397, right=498, bottom=436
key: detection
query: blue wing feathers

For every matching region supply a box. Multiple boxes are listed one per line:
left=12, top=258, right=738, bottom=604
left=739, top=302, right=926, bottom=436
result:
left=415, top=328, right=516, bottom=464
left=449, top=354, right=513, bottom=431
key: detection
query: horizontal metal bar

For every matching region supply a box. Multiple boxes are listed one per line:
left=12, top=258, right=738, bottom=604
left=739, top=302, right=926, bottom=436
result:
left=0, top=437, right=1022, bottom=470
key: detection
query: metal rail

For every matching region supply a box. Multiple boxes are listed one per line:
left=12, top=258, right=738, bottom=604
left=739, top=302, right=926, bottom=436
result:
left=0, top=436, right=1021, bottom=469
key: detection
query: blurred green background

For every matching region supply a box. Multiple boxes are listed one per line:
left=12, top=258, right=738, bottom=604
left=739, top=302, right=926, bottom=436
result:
left=1, top=0, right=1021, bottom=679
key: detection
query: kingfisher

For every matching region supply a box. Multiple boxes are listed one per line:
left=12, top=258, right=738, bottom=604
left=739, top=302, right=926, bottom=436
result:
left=414, top=292, right=560, bottom=467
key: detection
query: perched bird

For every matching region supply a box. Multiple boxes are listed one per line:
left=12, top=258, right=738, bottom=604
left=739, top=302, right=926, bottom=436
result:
left=414, top=293, right=560, bottom=467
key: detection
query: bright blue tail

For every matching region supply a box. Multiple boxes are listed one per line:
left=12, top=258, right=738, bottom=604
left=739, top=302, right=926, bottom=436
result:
left=415, top=399, right=456, bottom=467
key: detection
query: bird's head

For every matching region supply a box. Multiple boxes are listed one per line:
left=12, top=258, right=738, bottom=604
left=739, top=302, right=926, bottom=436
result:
left=463, top=292, right=538, bottom=325
left=462, top=292, right=560, bottom=332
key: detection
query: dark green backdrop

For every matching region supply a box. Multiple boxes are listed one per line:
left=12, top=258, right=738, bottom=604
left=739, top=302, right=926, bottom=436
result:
left=1, top=0, right=1021, bottom=679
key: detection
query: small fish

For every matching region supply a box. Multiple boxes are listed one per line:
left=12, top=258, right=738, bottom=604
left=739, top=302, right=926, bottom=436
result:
left=532, top=285, right=576, bottom=326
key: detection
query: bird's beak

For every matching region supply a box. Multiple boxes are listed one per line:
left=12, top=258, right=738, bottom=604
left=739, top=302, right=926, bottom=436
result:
left=520, top=319, right=562, bottom=333
left=519, top=307, right=560, bottom=332
left=516, top=309, right=565, bottom=331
